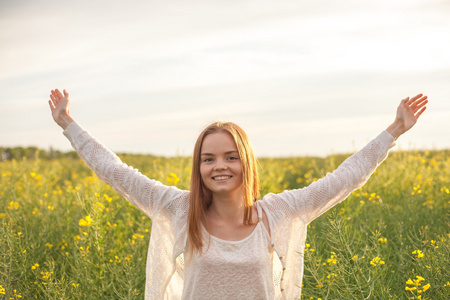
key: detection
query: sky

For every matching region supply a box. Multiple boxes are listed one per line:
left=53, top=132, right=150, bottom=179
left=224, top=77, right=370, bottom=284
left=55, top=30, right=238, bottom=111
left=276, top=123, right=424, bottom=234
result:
left=1, top=0, right=449, bottom=157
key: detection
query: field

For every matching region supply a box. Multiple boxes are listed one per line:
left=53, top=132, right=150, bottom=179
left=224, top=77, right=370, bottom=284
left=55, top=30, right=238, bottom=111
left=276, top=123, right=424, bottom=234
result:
left=1, top=150, right=449, bottom=299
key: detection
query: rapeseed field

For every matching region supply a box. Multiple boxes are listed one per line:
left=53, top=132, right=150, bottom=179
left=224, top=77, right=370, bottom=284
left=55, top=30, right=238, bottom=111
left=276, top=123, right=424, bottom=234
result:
left=1, top=150, right=449, bottom=299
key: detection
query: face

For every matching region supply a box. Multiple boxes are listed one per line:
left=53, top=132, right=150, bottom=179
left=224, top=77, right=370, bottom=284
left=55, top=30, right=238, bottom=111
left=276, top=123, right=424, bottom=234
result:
left=200, top=131, right=243, bottom=198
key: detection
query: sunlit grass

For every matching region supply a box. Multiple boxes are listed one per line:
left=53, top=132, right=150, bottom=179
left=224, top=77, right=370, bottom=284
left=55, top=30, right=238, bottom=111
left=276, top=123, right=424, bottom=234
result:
left=1, top=150, right=449, bottom=299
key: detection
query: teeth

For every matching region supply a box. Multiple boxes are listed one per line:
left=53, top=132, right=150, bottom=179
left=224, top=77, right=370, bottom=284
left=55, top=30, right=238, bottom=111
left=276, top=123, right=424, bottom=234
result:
left=214, top=176, right=231, bottom=180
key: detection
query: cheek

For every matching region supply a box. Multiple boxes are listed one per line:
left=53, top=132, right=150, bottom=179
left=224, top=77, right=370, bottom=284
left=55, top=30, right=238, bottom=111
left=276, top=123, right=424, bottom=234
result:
left=235, top=164, right=243, bottom=178
left=199, top=165, right=208, bottom=180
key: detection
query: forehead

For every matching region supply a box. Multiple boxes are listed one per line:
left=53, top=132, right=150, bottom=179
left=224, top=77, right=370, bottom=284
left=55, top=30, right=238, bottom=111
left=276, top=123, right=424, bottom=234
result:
left=201, top=132, right=237, bottom=154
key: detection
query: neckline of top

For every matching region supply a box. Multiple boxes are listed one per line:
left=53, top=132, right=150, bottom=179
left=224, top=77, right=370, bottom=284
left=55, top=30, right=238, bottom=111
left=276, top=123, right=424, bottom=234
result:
left=202, top=221, right=263, bottom=245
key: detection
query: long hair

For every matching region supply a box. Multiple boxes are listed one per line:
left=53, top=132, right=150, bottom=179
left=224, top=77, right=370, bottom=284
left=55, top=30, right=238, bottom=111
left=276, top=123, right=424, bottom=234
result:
left=188, top=121, right=260, bottom=259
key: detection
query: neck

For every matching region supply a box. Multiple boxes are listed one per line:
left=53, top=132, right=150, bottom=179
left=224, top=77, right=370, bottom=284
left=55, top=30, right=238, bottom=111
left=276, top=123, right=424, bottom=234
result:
left=208, top=191, right=245, bottom=222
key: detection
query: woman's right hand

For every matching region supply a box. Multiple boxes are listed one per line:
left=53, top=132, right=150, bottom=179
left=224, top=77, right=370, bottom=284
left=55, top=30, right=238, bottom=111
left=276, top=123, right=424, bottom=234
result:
left=48, top=89, right=74, bottom=130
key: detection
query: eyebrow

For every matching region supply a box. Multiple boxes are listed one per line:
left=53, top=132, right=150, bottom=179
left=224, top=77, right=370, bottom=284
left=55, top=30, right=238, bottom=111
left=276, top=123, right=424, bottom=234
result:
left=200, top=151, right=239, bottom=156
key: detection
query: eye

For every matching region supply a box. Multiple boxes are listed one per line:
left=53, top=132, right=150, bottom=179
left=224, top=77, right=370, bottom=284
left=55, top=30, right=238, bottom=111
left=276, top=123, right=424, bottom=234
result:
left=228, top=156, right=239, bottom=161
left=202, top=158, right=213, bottom=162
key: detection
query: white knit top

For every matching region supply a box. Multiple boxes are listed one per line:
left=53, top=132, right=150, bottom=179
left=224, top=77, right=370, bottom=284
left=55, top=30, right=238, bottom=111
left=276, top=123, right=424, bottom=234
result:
left=63, top=122, right=395, bottom=300
left=182, top=203, right=274, bottom=299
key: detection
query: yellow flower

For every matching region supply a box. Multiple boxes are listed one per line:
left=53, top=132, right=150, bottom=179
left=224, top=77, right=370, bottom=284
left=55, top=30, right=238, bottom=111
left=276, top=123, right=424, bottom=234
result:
left=406, top=278, right=414, bottom=285
left=96, top=202, right=105, bottom=212
left=412, top=250, right=424, bottom=258
left=422, top=283, right=430, bottom=292
left=378, top=237, right=387, bottom=243
left=103, top=194, right=112, bottom=203
left=41, top=271, right=52, bottom=279
left=79, top=216, right=93, bottom=227
left=415, top=276, right=425, bottom=283
left=58, top=240, right=68, bottom=250
left=326, top=252, right=337, bottom=265
left=0, top=285, right=5, bottom=295
left=125, top=254, right=133, bottom=262
left=132, top=233, right=144, bottom=240
left=405, top=286, right=417, bottom=291
left=370, top=256, right=385, bottom=266
left=8, top=201, right=20, bottom=210
left=167, top=172, right=180, bottom=186
left=31, top=263, right=39, bottom=270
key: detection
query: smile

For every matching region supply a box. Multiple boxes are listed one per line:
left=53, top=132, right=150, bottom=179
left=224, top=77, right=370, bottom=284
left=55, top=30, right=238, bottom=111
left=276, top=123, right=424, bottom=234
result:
left=213, top=176, right=232, bottom=181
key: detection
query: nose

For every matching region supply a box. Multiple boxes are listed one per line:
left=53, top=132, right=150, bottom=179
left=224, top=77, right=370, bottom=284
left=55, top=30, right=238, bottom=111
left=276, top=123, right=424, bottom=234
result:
left=214, top=159, right=228, bottom=170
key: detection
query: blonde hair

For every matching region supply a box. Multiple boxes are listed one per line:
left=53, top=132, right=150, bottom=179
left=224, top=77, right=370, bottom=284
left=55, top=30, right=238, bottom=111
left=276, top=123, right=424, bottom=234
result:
left=188, top=121, right=260, bottom=258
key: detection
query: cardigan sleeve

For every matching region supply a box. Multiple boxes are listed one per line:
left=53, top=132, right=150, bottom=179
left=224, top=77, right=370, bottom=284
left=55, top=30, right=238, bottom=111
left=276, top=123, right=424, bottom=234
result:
left=263, top=131, right=395, bottom=225
left=63, top=122, right=188, bottom=219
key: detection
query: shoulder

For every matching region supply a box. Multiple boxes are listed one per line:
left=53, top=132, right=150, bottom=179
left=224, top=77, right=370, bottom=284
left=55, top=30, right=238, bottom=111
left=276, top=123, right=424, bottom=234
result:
left=259, top=191, right=301, bottom=213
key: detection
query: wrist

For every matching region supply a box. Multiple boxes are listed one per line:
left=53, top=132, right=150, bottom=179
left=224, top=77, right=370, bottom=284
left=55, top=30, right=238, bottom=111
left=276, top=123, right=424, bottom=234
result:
left=57, top=115, right=74, bottom=130
left=385, top=121, right=405, bottom=140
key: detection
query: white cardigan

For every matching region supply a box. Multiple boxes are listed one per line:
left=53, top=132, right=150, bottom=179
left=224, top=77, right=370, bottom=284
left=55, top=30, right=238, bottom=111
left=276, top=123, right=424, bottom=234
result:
left=63, top=122, right=395, bottom=300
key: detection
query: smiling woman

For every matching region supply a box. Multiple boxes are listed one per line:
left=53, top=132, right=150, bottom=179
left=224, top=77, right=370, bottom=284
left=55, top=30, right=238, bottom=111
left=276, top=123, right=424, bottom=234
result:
left=48, top=88, right=427, bottom=299
left=189, top=123, right=257, bottom=258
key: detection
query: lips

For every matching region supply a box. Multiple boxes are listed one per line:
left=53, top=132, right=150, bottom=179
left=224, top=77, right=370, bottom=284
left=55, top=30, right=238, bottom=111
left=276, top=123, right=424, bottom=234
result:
left=213, top=175, right=232, bottom=181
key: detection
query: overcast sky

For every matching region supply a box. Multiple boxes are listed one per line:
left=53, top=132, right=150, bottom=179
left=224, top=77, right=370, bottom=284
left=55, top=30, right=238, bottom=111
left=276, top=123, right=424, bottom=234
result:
left=1, top=0, right=449, bottom=157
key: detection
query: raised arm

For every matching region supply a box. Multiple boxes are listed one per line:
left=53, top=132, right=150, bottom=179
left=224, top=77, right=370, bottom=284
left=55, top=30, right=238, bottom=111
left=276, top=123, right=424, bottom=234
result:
left=261, top=94, right=428, bottom=225
left=47, top=89, right=189, bottom=219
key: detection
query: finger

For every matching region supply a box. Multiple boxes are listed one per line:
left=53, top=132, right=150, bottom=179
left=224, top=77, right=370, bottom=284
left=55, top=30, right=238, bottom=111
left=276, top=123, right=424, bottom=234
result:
left=55, top=89, right=64, bottom=101
left=411, top=96, right=428, bottom=110
left=50, top=93, right=58, bottom=106
left=413, top=100, right=428, bottom=114
left=413, top=95, right=427, bottom=103
left=51, top=90, right=60, bottom=103
left=414, top=97, right=428, bottom=108
left=63, top=89, right=69, bottom=98
left=407, top=93, right=423, bottom=105
left=415, top=106, right=427, bottom=119
left=48, top=100, right=55, bottom=111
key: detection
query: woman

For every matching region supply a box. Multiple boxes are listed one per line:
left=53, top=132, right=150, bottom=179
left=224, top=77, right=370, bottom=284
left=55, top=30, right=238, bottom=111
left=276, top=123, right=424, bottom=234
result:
left=49, top=89, right=427, bottom=299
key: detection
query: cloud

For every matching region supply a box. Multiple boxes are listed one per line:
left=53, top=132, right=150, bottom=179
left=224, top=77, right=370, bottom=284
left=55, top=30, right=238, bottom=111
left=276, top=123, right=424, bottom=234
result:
left=1, top=0, right=449, bottom=156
